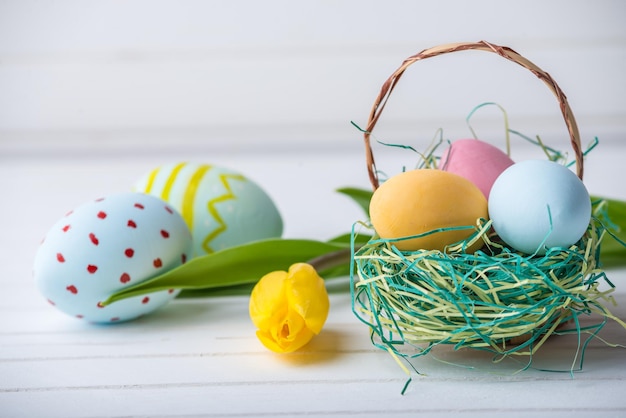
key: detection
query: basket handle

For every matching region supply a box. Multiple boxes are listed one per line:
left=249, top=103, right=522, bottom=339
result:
left=363, top=40, right=584, bottom=190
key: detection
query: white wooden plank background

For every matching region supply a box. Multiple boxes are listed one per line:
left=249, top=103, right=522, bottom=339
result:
left=1, top=1, right=626, bottom=417
left=1, top=0, right=625, bottom=155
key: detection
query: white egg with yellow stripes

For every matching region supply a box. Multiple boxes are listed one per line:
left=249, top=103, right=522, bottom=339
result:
left=135, top=163, right=283, bottom=256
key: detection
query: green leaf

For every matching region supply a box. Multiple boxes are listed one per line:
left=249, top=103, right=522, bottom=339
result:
left=593, top=196, right=626, bottom=268
left=103, top=238, right=352, bottom=306
left=327, top=231, right=373, bottom=247
left=337, top=187, right=373, bottom=217
left=178, top=276, right=351, bottom=298
left=178, top=283, right=256, bottom=298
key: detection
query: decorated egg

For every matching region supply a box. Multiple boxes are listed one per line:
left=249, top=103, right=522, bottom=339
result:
left=33, top=193, right=193, bottom=323
left=488, top=159, right=591, bottom=254
left=440, top=138, right=515, bottom=199
left=369, top=169, right=488, bottom=252
left=134, top=162, right=283, bottom=256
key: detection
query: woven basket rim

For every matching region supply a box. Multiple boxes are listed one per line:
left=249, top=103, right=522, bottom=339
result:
left=361, top=40, right=584, bottom=190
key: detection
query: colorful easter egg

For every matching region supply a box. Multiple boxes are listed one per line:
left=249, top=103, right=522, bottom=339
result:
left=134, top=162, right=283, bottom=257
left=488, top=160, right=591, bottom=254
left=369, top=169, right=488, bottom=252
left=33, top=193, right=193, bottom=323
left=440, top=139, right=515, bottom=199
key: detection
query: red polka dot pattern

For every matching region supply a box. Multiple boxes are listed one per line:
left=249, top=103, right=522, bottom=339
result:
left=34, top=193, right=191, bottom=323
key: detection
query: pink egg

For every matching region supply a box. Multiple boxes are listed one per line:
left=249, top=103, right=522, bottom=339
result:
left=440, top=139, right=515, bottom=199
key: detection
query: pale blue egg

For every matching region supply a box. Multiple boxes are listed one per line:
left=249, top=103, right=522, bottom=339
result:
left=488, top=160, right=591, bottom=254
left=134, top=162, right=283, bottom=256
left=33, top=193, right=193, bottom=323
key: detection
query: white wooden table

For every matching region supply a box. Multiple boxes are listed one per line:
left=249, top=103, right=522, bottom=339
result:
left=1, top=140, right=625, bottom=417
left=2, top=0, right=626, bottom=415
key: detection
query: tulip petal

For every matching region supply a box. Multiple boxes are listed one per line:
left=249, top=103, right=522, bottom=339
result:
left=270, top=306, right=306, bottom=343
left=255, top=330, right=285, bottom=353
left=286, top=263, right=329, bottom=335
left=256, top=325, right=314, bottom=353
left=268, top=307, right=312, bottom=352
left=249, top=270, right=287, bottom=331
left=283, top=327, right=315, bottom=353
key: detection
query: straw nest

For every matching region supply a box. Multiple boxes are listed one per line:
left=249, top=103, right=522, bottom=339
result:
left=351, top=41, right=616, bottom=360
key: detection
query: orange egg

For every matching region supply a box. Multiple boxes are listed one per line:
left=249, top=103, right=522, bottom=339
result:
left=369, top=169, right=488, bottom=252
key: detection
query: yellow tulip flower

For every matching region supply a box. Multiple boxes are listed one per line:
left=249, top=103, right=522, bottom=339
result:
left=249, top=263, right=330, bottom=353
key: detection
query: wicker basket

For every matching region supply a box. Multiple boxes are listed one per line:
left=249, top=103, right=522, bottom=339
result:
left=351, top=41, right=606, bottom=359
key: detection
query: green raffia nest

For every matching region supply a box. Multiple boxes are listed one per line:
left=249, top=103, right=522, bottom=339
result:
left=350, top=41, right=622, bottom=362
left=352, top=213, right=616, bottom=358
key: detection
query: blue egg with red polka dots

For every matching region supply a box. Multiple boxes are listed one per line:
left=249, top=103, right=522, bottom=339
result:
left=33, top=193, right=193, bottom=323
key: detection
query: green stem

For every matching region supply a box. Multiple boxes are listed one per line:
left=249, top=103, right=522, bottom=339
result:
left=307, top=248, right=353, bottom=273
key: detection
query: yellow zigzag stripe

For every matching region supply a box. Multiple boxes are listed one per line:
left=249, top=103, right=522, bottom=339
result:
left=202, top=173, right=246, bottom=254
